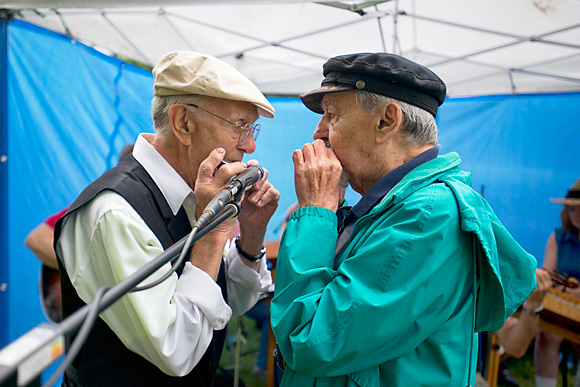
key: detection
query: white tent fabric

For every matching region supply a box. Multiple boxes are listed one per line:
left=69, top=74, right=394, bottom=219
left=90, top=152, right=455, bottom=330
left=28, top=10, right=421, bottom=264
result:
left=3, top=0, right=580, bottom=96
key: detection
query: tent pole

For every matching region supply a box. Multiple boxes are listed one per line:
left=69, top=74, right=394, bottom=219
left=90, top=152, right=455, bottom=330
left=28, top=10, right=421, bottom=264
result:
left=0, top=9, right=12, bottom=348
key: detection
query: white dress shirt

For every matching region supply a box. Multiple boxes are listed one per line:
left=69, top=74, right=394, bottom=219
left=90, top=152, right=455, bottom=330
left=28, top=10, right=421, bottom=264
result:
left=57, top=134, right=272, bottom=376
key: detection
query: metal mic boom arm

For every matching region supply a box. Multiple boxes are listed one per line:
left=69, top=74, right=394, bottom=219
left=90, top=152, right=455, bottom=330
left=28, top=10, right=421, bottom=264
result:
left=0, top=203, right=240, bottom=387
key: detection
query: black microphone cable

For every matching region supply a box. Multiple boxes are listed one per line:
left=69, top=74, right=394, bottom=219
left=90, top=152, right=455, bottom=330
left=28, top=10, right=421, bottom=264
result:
left=133, top=164, right=262, bottom=292
left=42, top=166, right=261, bottom=385
left=132, top=196, right=243, bottom=293
left=42, top=286, right=110, bottom=387
left=41, top=198, right=242, bottom=386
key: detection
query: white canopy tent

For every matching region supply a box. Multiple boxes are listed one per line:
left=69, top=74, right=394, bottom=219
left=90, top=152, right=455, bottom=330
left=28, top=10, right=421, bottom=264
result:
left=2, top=0, right=580, bottom=96
left=1, top=3, right=580, bottom=381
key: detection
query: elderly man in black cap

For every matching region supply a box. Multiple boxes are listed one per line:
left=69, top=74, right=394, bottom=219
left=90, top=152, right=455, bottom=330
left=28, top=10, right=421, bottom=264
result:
left=55, top=51, right=278, bottom=386
left=270, top=52, right=537, bottom=386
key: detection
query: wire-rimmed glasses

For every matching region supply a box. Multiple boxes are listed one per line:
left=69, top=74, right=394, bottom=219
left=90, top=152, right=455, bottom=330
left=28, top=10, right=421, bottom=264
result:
left=186, top=103, right=260, bottom=145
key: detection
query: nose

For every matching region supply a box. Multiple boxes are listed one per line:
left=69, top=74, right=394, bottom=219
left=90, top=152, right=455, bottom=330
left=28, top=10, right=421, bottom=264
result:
left=312, top=114, right=330, bottom=141
left=238, top=134, right=256, bottom=154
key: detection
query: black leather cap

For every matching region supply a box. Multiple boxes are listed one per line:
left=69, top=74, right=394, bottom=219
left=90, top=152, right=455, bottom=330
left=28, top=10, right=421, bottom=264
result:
left=301, top=52, right=447, bottom=117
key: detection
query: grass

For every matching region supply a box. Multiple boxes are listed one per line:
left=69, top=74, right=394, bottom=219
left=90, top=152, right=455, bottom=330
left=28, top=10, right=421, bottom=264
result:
left=218, top=315, right=267, bottom=387
left=503, top=345, right=578, bottom=387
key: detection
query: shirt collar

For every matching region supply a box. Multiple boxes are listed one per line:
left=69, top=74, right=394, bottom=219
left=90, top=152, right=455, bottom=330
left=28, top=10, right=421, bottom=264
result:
left=350, top=146, right=439, bottom=219
left=132, top=133, right=193, bottom=216
left=562, top=230, right=580, bottom=244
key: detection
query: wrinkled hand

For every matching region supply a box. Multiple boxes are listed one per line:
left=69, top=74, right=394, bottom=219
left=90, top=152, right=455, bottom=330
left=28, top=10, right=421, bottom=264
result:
left=237, top=161, right=280, bottom=256
left=293, top=139, right=343, bottom=213
left=194, top=148, right=247, bottom=239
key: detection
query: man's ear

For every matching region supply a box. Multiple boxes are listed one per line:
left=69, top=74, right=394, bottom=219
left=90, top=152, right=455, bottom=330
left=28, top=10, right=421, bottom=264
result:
left=168, top=104, right=195, bottom=146
left=376, top=102, right=403, bottom=144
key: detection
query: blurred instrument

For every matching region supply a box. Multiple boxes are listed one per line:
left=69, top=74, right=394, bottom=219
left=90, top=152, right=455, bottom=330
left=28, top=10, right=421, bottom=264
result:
left=547, top=270, right=579, bottom=289
left=538, top=288, right=580, bottom=345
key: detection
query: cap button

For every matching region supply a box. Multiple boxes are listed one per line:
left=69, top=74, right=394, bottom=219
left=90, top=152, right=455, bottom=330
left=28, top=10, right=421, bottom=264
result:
left=356, top=80, right=365, bottom=89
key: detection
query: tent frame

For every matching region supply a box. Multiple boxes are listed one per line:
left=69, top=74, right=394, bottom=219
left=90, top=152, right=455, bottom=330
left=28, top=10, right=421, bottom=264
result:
left=30, top=2, right=580, bottom=94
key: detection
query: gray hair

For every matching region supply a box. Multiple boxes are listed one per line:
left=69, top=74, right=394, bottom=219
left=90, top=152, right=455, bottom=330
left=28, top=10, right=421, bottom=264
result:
left=354, top=90, right=439, bottom=146
left=151, top=94, right=205, bottom=137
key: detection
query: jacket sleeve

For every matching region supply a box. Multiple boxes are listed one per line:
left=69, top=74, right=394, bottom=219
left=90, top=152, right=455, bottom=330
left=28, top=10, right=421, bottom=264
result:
left=271, top=187, right=477, bottom=377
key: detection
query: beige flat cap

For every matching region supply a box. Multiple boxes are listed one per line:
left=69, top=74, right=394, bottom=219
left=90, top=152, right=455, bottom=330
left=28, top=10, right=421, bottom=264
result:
left=153, top=51, right=275, bottom=119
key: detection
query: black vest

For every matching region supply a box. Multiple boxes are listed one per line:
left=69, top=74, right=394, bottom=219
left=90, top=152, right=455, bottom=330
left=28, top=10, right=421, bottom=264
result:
left=54, top=155, right=228, bottom=387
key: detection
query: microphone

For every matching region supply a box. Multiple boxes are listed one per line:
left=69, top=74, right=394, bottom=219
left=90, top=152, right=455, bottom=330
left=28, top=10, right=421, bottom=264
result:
left=195, top=165, right=265, bottom=228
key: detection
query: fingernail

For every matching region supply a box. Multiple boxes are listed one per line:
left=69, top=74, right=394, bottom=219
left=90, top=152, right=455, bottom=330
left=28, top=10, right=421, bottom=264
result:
left=216, top=148, right=225, bottom=154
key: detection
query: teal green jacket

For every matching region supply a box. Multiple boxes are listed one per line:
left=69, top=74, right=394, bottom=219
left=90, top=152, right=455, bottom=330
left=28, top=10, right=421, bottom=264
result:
left=271, top=153, right=537, bottom=387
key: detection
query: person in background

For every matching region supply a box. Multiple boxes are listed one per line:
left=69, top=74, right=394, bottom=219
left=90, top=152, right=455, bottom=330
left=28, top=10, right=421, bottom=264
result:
left=25, top=144, right=134, bottom=322
left=270, top=52, right=537, bottom=386
left=534, top=177, right=580, bottom=387
left=496, top=268, right=552, bottom=359
left=25, top=207, right=68, bottom=322
left=475, top=268, right=552, bottom=387
left=54, top=51, right=278, bottom=386
left=25, top=207, right=68, bottom=272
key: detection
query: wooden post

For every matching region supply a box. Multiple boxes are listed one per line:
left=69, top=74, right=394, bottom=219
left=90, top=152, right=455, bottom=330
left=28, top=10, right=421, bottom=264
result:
left=486, top=332, right=501, bottom=387
left=264, top=241, right=280, bottom=387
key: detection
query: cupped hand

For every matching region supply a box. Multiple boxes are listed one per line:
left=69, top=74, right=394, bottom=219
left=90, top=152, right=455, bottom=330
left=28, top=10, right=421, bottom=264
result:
left=237, top=160, right=280, bottom=256
left=194, top=148, right=247, bottom=238
left=293, top=139, right=343, bottom=212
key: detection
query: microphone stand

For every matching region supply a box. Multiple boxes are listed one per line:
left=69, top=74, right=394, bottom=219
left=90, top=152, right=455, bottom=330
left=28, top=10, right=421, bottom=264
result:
left=0, top=199, right=243, bottom=387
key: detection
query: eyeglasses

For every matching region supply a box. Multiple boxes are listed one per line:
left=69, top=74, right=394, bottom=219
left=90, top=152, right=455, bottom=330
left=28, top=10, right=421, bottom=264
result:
left=186, top=103, right=260, bottom=145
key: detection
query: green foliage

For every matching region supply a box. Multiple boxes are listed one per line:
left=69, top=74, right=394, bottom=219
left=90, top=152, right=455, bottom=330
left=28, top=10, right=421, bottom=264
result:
left=219, top=316, right=267, bottom=387
left=503, top=347, right=578, bottom=387
left=219, top=320, right=579, bottom=387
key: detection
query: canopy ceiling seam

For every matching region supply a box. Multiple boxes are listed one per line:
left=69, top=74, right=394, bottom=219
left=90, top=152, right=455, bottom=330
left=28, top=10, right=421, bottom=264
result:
left=415, top=47, right=580, bottom=91
left=447, top=59, right=580, bottom=91
left=51, top=8, right=71, bottom=36
left=403, top=12, right=537, bottom=40
left=510, top=68, right=580, bottom=84
left=390, top=1, right=401, bottom=54
left=425, top=23, right=580, bottom=70
left=428, top=41, right=525, bottom=68
left=316, top=0, right=391, bottom=15
left=402, top=12, right=580, bottom=51
left=243, top=54, right=327, bottom=82
left=9, top=3, right=580, bottom=96
left=416, top=46, right=580, bottom=85
left=376, top=13, right=387, bottom=52
left=158, top=8, right=196, bottom=51
left=166, top=9, right=372, bottom=61
left=507, top=70, right=517, bottom=95
left=99, top=11, right=151, bottom=64
left=411, top=48, right=516, bottom=72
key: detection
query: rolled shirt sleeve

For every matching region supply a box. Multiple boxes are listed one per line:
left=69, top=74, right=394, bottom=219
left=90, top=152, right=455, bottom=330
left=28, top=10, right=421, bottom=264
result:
left=59, top=192, right=233, bottom=376
left=224, top=238, right=273, bottom=317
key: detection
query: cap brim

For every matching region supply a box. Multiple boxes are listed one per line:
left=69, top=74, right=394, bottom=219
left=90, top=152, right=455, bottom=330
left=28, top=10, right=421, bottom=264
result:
left=550, top=198, right=580, bottom=206
left=256, top=105, right=275, bottom=119
left=300, top=85, right=354, bottom=114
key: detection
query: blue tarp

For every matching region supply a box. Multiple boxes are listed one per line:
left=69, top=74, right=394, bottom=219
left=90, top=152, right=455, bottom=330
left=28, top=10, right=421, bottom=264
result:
left=1, top=19, right=579, bottom=366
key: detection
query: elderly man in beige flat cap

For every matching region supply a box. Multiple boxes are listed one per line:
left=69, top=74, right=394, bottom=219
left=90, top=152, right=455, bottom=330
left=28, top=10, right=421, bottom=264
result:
left=54, top=51, right=279, bottom=387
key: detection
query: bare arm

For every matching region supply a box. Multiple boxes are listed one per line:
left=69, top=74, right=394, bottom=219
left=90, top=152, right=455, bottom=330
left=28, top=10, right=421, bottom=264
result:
left=542, top=232, right=558, bottom=272
left=24, top=223, right=59, bottom=270
left=495, top=268, right=552, bottom=358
